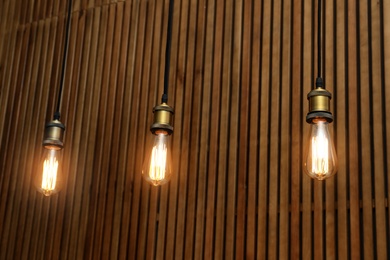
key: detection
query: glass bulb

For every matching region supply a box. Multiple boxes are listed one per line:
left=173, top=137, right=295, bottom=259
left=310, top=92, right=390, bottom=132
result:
left=304, top=119, right=337, bottom=180
left=142, top=130, right=172, bottom=186
left=34, top=148, right=63, bottom=196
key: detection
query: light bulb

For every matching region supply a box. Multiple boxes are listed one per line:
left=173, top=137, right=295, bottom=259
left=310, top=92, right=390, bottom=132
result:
left=142, top=130, right=172, bottom=186
left=304, top=119, right=337, bottom=180
left=35, top=118, right=65, bottom=196
left=35, top=148, right=63, bottom=196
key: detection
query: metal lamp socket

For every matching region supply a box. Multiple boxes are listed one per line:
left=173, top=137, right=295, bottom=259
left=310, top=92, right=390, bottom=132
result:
left=150, top=103, right=174, bottom=135
left=306, top=88, right=333, bottom=123
left=42, top=119, right=65, bottom=150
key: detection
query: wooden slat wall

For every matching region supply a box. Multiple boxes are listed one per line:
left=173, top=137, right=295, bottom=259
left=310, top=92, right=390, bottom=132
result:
left=1, top=0, right=389, bottom=259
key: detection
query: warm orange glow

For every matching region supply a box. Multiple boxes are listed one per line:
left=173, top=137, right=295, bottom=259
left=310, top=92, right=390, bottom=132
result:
left=304, top=119, right=337, bottom=180
left=310, top=133, right=329, bottom=175
left=142, top=132, right=172, bottom=186
left=149, top=141, right=168, bottom=181
left=41, top=150, right=59, bottom=196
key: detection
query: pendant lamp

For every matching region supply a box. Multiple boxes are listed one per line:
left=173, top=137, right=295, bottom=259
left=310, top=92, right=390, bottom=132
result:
left=304, top=0, right=338, bottom=180
left=34, top=0, right=72, bottom=195
left=142, top=0, right=175, bottom=186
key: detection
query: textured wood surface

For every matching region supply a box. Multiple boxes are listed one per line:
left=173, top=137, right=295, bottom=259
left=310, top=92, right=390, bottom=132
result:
left=1, top=0, right=389, bottom=259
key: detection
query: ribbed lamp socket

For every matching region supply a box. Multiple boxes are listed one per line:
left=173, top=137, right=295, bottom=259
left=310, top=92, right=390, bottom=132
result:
left=150, top=103, right=174, bottom=135
left=306, top=88, right=334, bottom=123
left=42, top=119, right=65, bottom=150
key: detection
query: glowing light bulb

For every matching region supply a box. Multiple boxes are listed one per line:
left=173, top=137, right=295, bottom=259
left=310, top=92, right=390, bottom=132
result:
left=304, top=119, right=337, bottom=180
left=142, top=130, right=172, bottom=186
left=41, top=149, right=59, bottom=195
left=35, top=148, right=63, bottom=196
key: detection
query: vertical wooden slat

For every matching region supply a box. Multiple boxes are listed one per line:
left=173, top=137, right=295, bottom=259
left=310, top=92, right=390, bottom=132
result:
left=358, top=1, right=375, bottom=259
left=51, top=0, right=59, bottom=17
left=279, top=0, right=292, bottom=258
left=0, top=0, right=5, bottom=28
left=39, top=0, right=47, bottom=20
left=268, top=0, right=282, bottom=258
left=290, top=0, right=303, bottom=258
left=383, top=0, right=390, bottom=253
left=257, top=0, right=272, bottom=258
left=244, top=0, right=256, bottom=258
left=347, top=0, right=361, bottom=259
left=335, top=0, right=349, bottom=259
left=370, top=1, right=388, bottom=258
left=44, top=0, right=53, bottom=19
left=222, top=0, right=239, bottom=259
left=32, top=0, right=42, bottom=23
left=0, top=0, right=9, bottom=51
left=234, top=1, right=247, bottom=259
left=247, top=0, right=262, bottom=258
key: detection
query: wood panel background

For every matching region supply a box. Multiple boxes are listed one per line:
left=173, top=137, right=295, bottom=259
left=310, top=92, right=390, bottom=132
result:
left=1, top=0, right=389, bottom=259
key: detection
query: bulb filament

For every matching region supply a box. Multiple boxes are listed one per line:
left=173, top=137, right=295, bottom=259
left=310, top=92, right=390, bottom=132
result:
left=149, top=142, right=168, bottom=182
left=311, top=133, right=329, bottom=176
left=41, top=152, right=59, bottom=196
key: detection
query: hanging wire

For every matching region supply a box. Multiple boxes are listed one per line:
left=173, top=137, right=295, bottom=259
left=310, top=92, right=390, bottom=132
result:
left=54, top=0, right=73, bottom=120
left=161, top=0, right=174, bottom=104
left=316, top=0, right=323, bottom=88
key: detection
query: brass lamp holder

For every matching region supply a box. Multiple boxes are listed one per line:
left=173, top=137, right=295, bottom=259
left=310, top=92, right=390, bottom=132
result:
left=43, top=119, right=65, bottom=150
left=150, top=103, right=174, bottom=135
left=306, top=78, right=333, bottom=124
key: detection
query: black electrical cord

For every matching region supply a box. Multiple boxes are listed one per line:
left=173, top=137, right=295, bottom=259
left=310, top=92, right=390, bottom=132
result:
left=54, top=0, right=73, bottom=120
left=316, top=0, right=323, bottom=88
left=161, top=0, right=174, bottom=104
